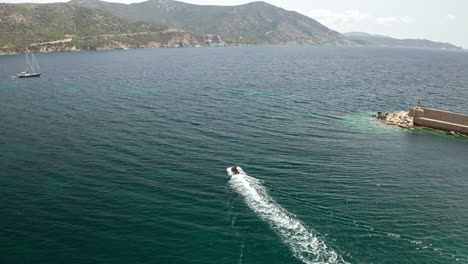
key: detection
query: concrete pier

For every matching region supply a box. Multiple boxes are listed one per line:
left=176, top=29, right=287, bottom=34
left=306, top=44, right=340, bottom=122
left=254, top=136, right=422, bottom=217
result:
left=409, top=107, right=468, bottom=135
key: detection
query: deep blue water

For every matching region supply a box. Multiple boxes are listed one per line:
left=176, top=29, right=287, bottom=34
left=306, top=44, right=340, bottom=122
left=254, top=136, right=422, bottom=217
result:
left=1, top=46, right=468, bottom=264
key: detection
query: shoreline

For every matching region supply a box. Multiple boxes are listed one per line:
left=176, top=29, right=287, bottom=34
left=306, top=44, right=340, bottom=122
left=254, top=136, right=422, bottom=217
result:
left=3, top=43, right=467, bottom=56
left=0, top=45, right=248, bottom=56
left=0, top=43, right=342, bottom=56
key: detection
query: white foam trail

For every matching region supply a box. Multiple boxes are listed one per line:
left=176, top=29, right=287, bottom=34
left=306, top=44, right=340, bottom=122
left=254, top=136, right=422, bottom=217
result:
left=227, top=167, right=348, bottom=264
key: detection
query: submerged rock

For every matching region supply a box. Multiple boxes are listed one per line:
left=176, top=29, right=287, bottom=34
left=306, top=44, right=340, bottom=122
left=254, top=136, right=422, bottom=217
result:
left=376, top=112, right=388, bottom=120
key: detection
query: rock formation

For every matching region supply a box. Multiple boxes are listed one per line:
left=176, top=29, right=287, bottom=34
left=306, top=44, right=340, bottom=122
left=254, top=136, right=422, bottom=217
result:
left=204, top=34, right=224, bottom=47
left=374, top=111, right=414, bottom=129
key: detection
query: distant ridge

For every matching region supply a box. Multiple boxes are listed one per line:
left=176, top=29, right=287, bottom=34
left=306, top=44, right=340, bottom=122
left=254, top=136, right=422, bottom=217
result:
left=71, top=0, right=352, bottom=46
left=344, top=32, right=462, bottom=50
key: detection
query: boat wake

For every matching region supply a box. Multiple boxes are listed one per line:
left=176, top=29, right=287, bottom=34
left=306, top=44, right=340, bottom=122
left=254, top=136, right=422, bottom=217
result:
left=227, top=166, right=348, bottom=264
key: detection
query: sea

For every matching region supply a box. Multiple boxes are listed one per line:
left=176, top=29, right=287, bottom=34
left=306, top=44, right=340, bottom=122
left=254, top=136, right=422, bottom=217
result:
left=1, top=46, right=467, bottom=264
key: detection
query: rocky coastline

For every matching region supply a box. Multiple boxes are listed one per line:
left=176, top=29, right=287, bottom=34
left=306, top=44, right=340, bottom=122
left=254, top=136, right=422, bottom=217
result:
left=0, top=44, right=192, bottom=56
left=374, top=111, right=414, bottom=129
left=0, top=40, right=338, bottom=56
left=0, top=32, right=211, bottom=56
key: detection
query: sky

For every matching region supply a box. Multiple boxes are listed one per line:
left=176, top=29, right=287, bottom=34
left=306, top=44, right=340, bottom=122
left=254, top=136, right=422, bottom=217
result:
left=2, top=0, right=467, bottom=48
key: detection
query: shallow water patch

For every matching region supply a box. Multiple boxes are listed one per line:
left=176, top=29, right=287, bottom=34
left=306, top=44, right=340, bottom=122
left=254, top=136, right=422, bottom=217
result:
left=340, top=112, right=403, bottom=135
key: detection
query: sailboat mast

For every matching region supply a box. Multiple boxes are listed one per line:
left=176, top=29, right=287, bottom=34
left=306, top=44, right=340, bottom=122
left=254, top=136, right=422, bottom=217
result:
left=32, top=53, right=40, bottom=73
left=30, top=53, right=35, bottom=73
left=25, top=52, right=31, bottom=72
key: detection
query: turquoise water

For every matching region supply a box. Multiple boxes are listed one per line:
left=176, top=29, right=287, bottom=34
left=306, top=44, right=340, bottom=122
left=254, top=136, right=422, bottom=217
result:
left=1, top=46, right=467, bottom=264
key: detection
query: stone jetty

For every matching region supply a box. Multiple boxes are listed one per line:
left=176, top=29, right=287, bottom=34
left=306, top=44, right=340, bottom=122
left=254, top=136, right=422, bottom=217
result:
left=410, top=107, right=468, bottom=136
left=374, top=107, right=468, bottom=136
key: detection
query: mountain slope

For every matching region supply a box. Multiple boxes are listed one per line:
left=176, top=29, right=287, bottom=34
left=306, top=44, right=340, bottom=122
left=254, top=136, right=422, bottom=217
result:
left=72, top=0, right=352, bottom=45
left=344, top=32, right=462, bottom=50
left=0, top=3, right=204, bottom=54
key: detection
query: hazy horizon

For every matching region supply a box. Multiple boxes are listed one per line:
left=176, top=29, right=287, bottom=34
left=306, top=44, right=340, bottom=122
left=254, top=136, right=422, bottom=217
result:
left=1, top=0, right=467, bottom=49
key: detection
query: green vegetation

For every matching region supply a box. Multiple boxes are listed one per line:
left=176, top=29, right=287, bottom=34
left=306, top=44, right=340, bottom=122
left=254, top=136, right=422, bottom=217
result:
left=72, top=0, right=352, bottom=46
left=0, top=3, right=202, bottom=54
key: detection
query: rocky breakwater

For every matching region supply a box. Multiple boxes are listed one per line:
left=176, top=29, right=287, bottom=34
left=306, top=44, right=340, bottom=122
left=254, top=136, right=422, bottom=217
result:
left=374, top=111, right=414, bottom=129
left=374, top=109, right=467, bottom=137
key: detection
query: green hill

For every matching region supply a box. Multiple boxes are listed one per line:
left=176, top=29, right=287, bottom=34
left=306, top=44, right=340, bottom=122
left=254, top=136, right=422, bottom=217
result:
left=72, top=0, right=352, bottom=45
left=0, top=2, right=204, bottom=54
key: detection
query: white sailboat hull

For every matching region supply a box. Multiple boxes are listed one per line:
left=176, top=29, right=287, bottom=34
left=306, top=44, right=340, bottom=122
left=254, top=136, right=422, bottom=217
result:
left=17, top=72, right=41, bottom=78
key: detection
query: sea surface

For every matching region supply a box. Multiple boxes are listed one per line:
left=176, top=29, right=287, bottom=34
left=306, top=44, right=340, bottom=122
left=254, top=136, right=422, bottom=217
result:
left=1, top=46, right=467, bottom=264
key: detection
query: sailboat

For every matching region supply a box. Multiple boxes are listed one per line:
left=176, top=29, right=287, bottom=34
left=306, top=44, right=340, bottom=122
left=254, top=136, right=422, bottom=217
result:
left=17, top=52, right=41, bottom=78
